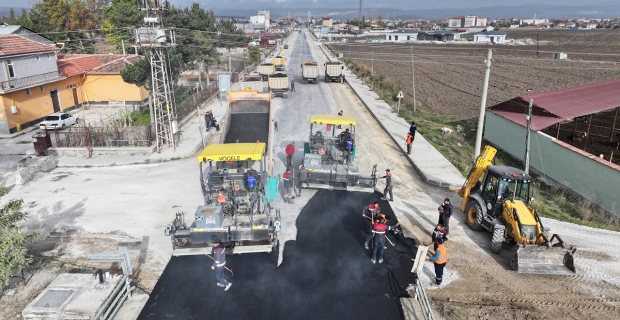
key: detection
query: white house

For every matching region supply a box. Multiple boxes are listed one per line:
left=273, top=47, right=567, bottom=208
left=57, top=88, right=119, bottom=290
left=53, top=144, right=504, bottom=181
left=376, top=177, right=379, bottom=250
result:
left=473, top=31, right=508, bottom=43
left=385, top=30, right=419, bottom=41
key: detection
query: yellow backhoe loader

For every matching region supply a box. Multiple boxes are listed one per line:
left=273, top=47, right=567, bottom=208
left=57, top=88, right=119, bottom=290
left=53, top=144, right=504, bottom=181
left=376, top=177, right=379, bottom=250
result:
left=458, top=146, right=576, bottom=275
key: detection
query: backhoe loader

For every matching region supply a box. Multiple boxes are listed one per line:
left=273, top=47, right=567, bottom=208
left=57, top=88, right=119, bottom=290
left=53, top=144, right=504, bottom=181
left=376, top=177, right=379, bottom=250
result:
left=458, top=146, right=576, bottom=275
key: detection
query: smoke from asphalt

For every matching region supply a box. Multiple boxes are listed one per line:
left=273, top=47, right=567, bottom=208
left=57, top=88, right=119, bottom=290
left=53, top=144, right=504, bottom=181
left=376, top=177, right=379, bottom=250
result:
left=139, top=190, right=418, bottom=319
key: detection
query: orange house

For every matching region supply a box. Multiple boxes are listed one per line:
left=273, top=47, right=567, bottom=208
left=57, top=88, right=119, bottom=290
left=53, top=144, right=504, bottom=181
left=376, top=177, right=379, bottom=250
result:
left=0, top=35, right=148, bottom=134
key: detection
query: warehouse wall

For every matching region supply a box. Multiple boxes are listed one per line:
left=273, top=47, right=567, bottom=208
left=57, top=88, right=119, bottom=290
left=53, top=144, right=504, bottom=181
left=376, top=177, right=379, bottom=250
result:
left=485, top=111, right=620, bottom=218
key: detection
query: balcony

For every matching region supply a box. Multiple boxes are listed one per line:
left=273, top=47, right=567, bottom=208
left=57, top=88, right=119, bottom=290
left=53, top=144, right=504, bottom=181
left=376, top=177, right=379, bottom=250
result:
left=0, top=72, right=66, bottom=94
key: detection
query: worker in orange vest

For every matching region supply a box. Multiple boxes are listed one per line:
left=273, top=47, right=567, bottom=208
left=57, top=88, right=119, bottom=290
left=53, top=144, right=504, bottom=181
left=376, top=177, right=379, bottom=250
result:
left=405, top=132, right=414, bottom=155
left=426, top=238, right=447, bottom=285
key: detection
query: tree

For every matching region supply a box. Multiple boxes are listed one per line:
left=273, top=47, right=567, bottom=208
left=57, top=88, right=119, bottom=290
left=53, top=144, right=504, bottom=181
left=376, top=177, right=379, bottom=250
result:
left=248, top=45, right=261, bottom=64
left=121, top=59, right=151, bottom=88
left=377, top=15, right=384, bottom=27
left=0, top=199, right=37, bottom=288
left=9, top=8, right=15, bottom=24
left=103, top=0, right=143, bottom=53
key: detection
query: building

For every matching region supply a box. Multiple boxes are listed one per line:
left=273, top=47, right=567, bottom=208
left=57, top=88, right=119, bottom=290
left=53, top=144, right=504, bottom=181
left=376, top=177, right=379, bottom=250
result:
left=418, top=31, right=457, bottom=41
left=385, top=30, right=419, bottom=41
left=258, top=10, right=270, bottom=29
left=0, top=35, right=148, bottom=134
left=0, top=24, right=54, bottom=45
left=322, top=17, right=333, bottom=27
left=484, top=79, right=620, bottom=218
left=449, top=16, right=487, bottom=28
left=473, top=31, right=508, bottom=43
left=520, top=18, right=549, bottom=25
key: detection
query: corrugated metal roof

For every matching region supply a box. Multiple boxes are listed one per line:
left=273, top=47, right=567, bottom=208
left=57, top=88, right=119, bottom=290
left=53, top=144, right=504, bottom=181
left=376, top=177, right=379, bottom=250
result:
left=489, top=78, right=620, bottom=130
left=0, top=25, right=21, bottom=34
left=0, top=34, right=57, bottom=57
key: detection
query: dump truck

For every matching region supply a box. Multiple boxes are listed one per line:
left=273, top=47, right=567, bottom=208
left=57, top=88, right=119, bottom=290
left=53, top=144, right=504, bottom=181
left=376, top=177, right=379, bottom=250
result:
left=324, top=61, right=344, bottom=83
left=165, top=90, right=280, bottom=256
left=301, top=62, right=319, bottom=84
left=458, top=145, right=576, bottom=275
left=303, top=114, right=377, bottom=192
left=272, top=56, right=286, bottom=71
left=257, top=63, right=276, bottom=81
left=240, top=75, right=264, bottom=92
left=268, top=73, right=289, bottom=99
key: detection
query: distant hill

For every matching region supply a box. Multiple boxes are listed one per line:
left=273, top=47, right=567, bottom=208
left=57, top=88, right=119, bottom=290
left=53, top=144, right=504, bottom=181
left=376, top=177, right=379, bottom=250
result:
left=256, top=2, right=620, bottom=20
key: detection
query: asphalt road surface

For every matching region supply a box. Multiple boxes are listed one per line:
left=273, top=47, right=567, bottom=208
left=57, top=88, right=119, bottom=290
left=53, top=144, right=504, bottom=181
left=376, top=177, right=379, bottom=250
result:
left=138, top=191, right=417, bottom=319
left=224, top=113, right=270, bottom=144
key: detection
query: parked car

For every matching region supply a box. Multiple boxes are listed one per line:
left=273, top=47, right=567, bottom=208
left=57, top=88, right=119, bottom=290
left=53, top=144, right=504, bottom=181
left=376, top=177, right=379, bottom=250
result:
left=39, top=112, right=79, bottom=130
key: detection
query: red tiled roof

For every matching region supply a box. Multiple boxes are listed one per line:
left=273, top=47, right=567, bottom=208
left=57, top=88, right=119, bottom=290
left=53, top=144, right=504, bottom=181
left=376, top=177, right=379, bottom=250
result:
left=490, top=78, right=620, bottom=130
left=57, top=54, right=143, bottom=77
left=0, top=34, right=57, bottom=57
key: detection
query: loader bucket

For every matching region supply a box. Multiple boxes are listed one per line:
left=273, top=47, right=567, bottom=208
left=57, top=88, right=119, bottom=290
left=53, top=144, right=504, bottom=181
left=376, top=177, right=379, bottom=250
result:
left=512, top=244, right=576, bottom=275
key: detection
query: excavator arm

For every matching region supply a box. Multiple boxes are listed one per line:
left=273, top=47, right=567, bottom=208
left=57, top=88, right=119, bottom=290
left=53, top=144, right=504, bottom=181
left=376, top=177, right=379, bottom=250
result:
left=458, top=145, right=498, bottom=212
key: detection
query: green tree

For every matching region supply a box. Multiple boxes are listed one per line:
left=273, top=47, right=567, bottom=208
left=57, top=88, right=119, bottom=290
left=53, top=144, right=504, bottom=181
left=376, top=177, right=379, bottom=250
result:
left=377, top=15, right=384, bottom=27
left=248, top=45, right=261, bottom=64
left=0, top=199, right=37, bottom=288
left=9, top=8, right=15, bottom=24
left=103, top=0, right=143, bottom=53
left=121, top=58, right=151, bottom=88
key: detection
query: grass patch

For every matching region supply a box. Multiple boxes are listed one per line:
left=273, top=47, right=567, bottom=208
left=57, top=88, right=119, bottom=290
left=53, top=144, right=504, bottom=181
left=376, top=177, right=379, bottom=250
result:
left=130, top=110, right=151, bottom=126
left=334, top=46, right=620, bottom=231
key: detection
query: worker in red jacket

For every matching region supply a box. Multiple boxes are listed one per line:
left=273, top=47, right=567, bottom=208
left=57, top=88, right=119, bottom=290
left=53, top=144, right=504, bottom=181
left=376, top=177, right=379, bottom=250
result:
left=285, top=142, right=295, bottom=169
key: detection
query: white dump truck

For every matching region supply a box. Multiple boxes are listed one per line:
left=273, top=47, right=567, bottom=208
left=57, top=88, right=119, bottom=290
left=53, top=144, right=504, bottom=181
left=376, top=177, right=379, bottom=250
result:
left=301, top=62, right=319, bottom=84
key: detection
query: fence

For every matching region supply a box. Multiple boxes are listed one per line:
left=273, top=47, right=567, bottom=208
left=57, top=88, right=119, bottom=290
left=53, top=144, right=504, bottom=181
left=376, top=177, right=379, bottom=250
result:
left=51, top=125, right=153, bottom=148
left=93, top=275, right=134, bottom=320
left=175, top=82, right=218, bottom=121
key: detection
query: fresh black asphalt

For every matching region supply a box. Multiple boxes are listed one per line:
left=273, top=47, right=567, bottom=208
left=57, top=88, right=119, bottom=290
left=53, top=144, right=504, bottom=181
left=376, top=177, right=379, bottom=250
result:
left=224, top=113, right=270, bottom=145
left=139, top=191, right=418, bottom=320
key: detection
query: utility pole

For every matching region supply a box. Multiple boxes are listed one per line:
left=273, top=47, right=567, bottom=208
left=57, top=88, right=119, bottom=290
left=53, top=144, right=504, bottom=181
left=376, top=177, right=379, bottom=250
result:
left=121, top=39, right=126, bottom=55
left=228, top=47, right=232, bottom=75
left=525, top=98, right=533, bottom=174
left=135, top=0, right=177, bottom=151
left=411, top=45, right=416, bottom=112
left=474, top=48, right=493, bottom=159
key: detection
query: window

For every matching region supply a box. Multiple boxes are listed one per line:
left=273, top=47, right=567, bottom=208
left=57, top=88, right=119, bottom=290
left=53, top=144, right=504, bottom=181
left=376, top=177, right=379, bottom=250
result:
left=7, top=59, right=15, bottom=78
left=26, top=88, right=31, bottom=96
left=61, top=114, right=69, bottom=120
left=40, top=85, right=45, bottom=92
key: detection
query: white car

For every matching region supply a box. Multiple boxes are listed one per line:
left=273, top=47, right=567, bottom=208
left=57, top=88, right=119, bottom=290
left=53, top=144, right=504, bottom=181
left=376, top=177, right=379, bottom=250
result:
left=39, top=112, right=79, bottom=130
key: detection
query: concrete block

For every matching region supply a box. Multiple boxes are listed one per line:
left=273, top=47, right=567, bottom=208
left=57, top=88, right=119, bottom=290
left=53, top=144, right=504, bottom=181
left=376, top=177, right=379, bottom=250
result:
left=15, top=168, right=32, bottom=185
left=40, top=157, right=57, bottom=172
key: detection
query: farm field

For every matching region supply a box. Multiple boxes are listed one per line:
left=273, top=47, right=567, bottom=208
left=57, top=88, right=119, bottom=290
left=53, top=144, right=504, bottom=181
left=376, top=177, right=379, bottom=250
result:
left=332, top=29, right=620, bottom=120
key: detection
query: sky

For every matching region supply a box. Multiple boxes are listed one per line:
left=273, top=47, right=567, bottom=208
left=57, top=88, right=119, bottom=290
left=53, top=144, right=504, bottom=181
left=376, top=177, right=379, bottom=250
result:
left=0, top=0, right=609, bottom=10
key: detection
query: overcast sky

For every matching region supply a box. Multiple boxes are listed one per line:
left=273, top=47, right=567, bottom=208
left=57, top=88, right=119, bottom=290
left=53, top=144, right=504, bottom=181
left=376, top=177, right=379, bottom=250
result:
left=0, top=0, right=610, bottom=10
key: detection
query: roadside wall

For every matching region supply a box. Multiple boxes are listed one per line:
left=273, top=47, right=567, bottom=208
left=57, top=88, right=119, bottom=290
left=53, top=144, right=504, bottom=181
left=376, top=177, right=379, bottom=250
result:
left=485, top=111, right=620, bottom=218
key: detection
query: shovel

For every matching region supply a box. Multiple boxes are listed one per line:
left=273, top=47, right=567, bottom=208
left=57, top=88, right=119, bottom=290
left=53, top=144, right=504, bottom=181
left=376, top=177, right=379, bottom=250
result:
left=206, top=254, right=234, bottom=277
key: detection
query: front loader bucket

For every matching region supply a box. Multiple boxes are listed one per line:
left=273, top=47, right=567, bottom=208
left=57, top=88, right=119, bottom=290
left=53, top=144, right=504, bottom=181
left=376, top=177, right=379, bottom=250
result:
left=512, top=243, right=577, bottom=275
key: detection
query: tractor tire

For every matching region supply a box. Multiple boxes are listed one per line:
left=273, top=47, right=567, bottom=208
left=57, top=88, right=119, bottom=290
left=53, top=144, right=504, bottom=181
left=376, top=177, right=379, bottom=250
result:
left=490, top=225, right=504, bottom=254
left=465, top=201, right=485, bottom=231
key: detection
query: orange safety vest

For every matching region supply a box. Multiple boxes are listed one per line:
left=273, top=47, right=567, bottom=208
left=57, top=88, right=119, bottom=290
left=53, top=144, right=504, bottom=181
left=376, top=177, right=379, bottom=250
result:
left=435, top=244, right=447, bottom=264
left=217, top=191, right=226, bottom=203
left=406, top=134, right=413, bottom=145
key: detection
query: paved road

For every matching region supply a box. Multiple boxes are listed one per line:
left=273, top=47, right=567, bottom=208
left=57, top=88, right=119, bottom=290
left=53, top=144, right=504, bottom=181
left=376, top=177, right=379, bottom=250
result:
left=138, top=191, right=416, bottom=320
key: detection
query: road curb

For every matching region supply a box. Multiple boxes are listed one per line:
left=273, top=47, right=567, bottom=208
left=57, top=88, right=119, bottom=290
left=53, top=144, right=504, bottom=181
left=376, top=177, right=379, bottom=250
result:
left=317, top=44, right=460, bottom=189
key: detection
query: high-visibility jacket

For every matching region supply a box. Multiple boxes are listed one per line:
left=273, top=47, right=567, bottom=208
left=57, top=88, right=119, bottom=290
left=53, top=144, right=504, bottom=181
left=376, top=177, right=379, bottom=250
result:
left=406, top=133, right=413, bottom=145
left=434, top=244, right=447, bottom=264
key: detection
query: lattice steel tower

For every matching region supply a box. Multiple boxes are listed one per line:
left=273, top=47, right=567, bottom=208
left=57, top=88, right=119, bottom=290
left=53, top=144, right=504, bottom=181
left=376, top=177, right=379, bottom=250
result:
left=134, top=0, right=177, bottom=151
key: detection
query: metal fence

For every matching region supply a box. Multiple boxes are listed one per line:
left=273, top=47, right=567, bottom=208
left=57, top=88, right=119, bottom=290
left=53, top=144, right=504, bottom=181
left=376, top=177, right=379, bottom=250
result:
left=176, top=82, right=218, bottom=121
left=413, top=279, right=435, bottom=320
left=93, top=275, right=135, bottom=320
left=51, top=125, right=153, bottom=148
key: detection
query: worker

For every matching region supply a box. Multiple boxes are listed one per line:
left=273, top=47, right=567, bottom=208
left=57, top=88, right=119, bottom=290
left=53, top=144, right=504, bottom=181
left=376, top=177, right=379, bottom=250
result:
left=431, top=224, right=447, bottom=250
left=405, top=132, right=414, bottom=155
left=370, top=217, right=400, bottom=264
left=217, top=190, right=226, bottom=204
left=290, top=79, right=296, bottom=92
left=338, top=110, right=343, bottom=116
left=282, top=168, right=295, bottom=203
left=441, top=198, right=453, bottom=238
left=379, top=169, right=394, bottom=201
left=425, top=238, right=447, bottom=285
left=237, top=165, right=244, bottom=174
left=210, top=117, right=220, bottom=132
left=297, top=165, right=309, bottom=196
left=273, top=119, right=278, bottom=132
left=362, top=202, right=381, bottom=220
left=364, top=210, right=389, bottom=250
left=409, top=121, right=417, bottom=139
left=204, top=110, right=213, bottom=130
left=285, top=142, right=295, bottom=169
left=211, top=240, right=232, bottom=291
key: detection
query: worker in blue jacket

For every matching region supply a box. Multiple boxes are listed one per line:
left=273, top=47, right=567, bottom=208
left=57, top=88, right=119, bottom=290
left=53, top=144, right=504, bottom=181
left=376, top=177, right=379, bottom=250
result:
left=211, top=240, right=232, bottom=291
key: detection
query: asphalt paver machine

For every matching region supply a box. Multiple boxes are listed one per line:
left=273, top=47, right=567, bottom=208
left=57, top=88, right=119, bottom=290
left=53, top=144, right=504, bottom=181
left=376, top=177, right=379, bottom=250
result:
left=165, top=143, right=281, bottom=256
left=302, top=114, right=377, bottom=192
